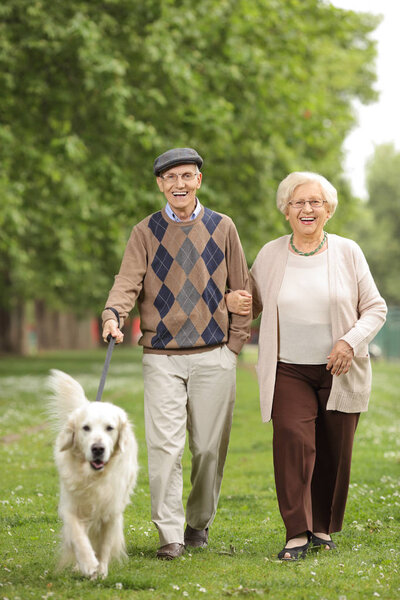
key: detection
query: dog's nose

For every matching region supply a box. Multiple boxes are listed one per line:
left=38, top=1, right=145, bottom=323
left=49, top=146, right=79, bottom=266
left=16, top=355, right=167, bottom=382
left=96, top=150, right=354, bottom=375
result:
left=91, top=443, right=105, bottom=458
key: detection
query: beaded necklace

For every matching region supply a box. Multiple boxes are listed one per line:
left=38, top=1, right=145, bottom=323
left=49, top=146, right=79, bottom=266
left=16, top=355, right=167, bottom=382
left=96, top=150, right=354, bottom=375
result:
left=290, top=231, right=327, bottom=256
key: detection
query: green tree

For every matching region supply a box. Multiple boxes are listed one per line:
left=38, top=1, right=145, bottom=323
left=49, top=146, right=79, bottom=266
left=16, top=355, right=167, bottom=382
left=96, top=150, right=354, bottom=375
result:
left=358, top=143, right=400, bottom=305
left=0, top=0, right=380, bottom=350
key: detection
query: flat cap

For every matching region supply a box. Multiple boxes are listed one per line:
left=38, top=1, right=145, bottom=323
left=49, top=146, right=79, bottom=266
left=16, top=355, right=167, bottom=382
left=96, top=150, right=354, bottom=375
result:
left=153, top=148, right=203, bottom=176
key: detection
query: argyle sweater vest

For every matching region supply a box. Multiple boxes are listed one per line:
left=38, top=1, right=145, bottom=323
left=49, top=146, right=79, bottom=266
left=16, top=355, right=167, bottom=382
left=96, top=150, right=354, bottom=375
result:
left=103, top=206, right=250, bottom=355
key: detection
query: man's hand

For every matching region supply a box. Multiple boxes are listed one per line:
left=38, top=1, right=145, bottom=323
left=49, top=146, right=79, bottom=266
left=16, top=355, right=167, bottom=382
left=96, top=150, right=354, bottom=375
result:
left=102, top=320, right=124, bottom=344
left=225, top=290, right=252, bottom=316
left=326, top=340, right=354, bottom=376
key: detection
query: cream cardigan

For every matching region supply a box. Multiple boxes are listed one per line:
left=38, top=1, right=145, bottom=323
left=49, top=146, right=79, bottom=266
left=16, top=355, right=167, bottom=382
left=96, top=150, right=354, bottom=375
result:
left=251, top=234, right=387, bottom=423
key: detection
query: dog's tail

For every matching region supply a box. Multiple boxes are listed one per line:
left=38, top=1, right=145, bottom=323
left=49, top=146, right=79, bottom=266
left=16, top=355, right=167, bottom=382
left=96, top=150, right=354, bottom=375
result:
left=47, top=369, right=89, bottom=430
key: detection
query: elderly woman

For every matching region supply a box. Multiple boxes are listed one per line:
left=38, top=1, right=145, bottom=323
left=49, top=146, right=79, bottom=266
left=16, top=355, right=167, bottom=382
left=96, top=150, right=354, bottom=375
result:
left=227, top=171, right=387, bottom=560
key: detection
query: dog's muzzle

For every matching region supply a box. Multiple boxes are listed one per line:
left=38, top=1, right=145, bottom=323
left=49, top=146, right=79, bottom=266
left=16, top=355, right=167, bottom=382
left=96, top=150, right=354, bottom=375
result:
left=90, top=443, right=106, bottom=470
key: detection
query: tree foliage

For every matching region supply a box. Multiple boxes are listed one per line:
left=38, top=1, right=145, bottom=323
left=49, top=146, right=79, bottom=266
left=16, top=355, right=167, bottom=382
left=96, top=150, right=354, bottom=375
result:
left=346, top=143, right=400, bottom=306
left=0, top=0, right=380, bottom=314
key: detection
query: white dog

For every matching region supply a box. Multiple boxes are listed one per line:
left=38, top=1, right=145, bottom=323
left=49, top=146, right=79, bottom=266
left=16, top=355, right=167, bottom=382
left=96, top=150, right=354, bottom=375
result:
left=47, top=369, right=138, bottom=579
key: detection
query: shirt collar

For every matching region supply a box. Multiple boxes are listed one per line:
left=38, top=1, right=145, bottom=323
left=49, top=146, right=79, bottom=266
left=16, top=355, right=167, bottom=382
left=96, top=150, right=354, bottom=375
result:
left=165, top=198, right=202, bottom=222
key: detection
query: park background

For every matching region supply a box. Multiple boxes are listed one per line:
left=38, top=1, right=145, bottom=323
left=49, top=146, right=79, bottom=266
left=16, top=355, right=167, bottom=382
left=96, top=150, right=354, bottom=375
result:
left=1, top=1, right=399, bottom=599
left=1, top=0, right=400, bottom=358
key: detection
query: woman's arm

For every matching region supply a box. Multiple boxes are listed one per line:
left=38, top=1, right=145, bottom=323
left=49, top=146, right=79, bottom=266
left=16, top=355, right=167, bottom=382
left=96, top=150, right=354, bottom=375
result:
left=327, top=243, right=387, bottom=376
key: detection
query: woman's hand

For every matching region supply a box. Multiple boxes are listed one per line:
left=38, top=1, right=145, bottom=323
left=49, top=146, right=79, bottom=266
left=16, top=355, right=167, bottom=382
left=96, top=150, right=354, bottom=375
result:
left=102, top=319, right=124, bottom=344
left=326, top=340, right=354, bottom=376
left=225, top=290, right=252, bottom=316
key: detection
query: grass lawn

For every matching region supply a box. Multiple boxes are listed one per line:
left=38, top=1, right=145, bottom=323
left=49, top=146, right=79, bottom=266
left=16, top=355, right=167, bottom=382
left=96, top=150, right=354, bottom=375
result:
left=0, top=346, right=399, bottom=600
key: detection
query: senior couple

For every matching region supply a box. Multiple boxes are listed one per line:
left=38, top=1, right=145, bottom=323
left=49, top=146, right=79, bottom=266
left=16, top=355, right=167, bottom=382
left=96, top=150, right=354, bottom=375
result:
left=102, top=148, right=386, bottom=561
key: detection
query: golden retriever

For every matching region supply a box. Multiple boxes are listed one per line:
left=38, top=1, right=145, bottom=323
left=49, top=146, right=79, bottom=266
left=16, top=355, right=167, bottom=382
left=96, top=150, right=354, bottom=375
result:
left=47, top=369, right=138, bottom=579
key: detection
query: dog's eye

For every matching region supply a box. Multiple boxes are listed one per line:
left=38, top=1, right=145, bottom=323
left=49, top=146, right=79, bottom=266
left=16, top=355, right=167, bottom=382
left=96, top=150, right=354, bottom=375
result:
left=106, top=425, right=114, bottom=431
left=83, top=425, right=91, bottom=432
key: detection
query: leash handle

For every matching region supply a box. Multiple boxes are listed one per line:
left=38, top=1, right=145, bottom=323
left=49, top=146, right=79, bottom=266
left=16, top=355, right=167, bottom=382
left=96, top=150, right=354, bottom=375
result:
left=96, top=308, right=120, bottom=402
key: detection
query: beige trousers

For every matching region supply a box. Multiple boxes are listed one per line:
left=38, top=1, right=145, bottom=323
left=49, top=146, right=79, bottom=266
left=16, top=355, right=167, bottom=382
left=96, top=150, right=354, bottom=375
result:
left=142, top=345, right=237, bottom=546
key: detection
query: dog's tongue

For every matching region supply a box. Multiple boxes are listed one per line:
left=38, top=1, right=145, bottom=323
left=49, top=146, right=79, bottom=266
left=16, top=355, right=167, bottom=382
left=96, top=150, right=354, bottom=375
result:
left=90, top=460, right=104, bottom=470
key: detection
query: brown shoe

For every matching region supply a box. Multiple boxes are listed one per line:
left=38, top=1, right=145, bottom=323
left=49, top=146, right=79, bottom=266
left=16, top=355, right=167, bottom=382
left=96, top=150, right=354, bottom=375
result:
left=184, top=525, right=209, bottom=548
left=156, top=543, right=185, bottom=560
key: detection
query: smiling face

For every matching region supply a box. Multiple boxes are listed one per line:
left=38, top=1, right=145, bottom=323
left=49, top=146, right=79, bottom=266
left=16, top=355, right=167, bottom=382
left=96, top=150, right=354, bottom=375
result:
left=156, top=163, right=202, bottom=220
left=285, top=182, right=331, bottom=242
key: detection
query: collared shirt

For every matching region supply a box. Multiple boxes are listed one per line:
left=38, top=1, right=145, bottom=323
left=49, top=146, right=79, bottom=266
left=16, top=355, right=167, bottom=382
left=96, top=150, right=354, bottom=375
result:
left=165, top=198, right=202, bottom=222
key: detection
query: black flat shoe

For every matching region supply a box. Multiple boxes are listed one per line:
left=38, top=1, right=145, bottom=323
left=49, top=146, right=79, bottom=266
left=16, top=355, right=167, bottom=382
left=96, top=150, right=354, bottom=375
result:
left=278, top=539, right=310, bottom=561
left=311, top=534, right=336, bottom=550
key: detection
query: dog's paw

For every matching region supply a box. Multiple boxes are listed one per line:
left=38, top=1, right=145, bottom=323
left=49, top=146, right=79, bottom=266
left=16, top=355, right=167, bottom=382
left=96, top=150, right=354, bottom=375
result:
left=97, top=562, right=109, bottom=579
left=79, top=558, right=99, bottom=579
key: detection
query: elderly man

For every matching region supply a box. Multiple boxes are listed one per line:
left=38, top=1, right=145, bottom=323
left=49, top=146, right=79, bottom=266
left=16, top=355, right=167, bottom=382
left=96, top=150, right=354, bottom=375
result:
left=102, top=148, right=251, bottom=560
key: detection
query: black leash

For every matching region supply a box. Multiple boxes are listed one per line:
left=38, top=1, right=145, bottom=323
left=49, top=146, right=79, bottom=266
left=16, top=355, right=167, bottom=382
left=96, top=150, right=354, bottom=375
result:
left=95, top=307, right=120, bottom=402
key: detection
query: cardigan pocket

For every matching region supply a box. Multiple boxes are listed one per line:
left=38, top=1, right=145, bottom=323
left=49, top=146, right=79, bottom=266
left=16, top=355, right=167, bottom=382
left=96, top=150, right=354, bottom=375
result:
left=339, top=356, right=371, bottom=394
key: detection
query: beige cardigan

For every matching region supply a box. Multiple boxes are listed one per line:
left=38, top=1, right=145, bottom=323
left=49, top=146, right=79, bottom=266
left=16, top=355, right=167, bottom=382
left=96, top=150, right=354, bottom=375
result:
left=251, top=234, right=387, bottom=422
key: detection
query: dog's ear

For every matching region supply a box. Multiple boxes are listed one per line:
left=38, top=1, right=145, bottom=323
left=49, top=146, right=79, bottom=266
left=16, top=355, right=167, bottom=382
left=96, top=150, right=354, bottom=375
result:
left=116, top=413, right=130, bottom=453
left=58, top=416, right=75, bottom=451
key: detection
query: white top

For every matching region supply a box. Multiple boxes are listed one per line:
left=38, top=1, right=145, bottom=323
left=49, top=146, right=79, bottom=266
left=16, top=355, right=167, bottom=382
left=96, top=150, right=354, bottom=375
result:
left=277, top=250, right=332, bottom=364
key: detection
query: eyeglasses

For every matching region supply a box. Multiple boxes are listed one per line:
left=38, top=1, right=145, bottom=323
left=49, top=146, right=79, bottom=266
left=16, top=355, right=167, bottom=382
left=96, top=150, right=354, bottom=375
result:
left=288, top=199, right=326, bottom=209
left=160, top=172, right=198, bottom=183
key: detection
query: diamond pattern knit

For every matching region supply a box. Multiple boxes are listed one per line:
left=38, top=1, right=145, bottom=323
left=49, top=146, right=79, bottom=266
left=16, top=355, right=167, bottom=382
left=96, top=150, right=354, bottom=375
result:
left=103, top=206, right=250, bottom=355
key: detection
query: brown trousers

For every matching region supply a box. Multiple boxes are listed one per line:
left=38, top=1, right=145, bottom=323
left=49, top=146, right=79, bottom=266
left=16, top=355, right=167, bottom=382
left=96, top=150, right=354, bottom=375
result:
left=272, top=362, right=359, bottom=542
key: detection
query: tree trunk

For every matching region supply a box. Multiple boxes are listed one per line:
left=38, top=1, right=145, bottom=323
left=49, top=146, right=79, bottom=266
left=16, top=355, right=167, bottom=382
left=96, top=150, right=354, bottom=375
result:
left=34, top=300, right=98, bottom=350
left=0, top=303, right=28, bottom=354
left=35, top=299, right=52, bottom=350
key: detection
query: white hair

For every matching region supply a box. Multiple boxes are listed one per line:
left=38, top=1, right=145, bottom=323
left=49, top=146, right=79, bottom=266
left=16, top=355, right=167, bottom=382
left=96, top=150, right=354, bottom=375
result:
left=276, top=171, right=338, bottom=215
